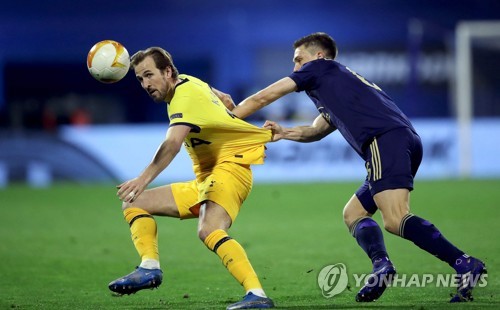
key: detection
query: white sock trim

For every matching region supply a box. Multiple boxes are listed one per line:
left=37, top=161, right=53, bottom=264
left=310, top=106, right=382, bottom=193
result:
left=246, top=288, right=266, bottom=298
left=140, top=258, right=160, bottom=270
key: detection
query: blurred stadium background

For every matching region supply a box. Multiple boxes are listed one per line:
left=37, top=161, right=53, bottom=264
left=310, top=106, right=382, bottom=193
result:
left=1, top=0, right=500, bottom=186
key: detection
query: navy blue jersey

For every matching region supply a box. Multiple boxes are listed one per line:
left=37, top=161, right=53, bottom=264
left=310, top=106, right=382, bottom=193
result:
left=289, top=59, right=416, bottom=156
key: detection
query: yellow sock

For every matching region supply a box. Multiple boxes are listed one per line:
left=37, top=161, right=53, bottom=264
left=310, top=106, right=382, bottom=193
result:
left=123, top=207, right=159, bottom=262
left=204, top=229, right=263, bottom=292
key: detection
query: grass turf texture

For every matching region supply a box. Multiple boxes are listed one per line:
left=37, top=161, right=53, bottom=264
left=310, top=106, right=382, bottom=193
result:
left=1, top=179, right=498, bottom=309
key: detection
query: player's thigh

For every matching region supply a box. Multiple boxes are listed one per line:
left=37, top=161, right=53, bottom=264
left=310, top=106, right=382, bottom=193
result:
left=198, top=201, right=233, bottom=240
left=373, top=188, right=410, bottom=219
left=373, top=188, right=411, bottom=233
left=126, top=184, right=180, bottom=217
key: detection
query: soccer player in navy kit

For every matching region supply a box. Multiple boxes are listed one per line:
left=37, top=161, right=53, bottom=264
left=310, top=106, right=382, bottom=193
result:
left=231, top=32, right=486, bottom=303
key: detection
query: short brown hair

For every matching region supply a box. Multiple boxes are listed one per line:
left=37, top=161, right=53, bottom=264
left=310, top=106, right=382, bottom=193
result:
left=130, top=47, right=179, bottom=78
left=293, top=32, right=338, bottom=59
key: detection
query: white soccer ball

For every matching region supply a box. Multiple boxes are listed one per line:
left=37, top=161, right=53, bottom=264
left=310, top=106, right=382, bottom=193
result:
left=87, top=40, right=130, bottom=83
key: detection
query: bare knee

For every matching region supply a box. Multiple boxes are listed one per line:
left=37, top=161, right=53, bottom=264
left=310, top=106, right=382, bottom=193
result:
left=198, top=226, right=217, bottom=242
left=379, top=207, right=410, bottom=234
left=197, top=202, right=232, bottom=242
left=197, top=218, right=230, bottom=241
left=198, top=228, right=208, bottom=242
left=382, top=218, right=401, bottom=235
left=343, top=206, right=364, bottom=227
left=378, top=209, right=413, bottom=235
left=343, top=195, right=371, bottom=227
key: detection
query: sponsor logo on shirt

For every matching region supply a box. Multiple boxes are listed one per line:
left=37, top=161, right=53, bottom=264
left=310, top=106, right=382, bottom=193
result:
left=170, top=113, right=183, bottom=120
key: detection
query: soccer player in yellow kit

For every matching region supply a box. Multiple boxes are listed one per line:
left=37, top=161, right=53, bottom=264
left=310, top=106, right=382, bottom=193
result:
left=108, top=47, right=274, bottom=310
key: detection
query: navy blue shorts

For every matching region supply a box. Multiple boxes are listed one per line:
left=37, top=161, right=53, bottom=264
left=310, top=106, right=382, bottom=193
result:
left=355, top=127, right=423, bottom=214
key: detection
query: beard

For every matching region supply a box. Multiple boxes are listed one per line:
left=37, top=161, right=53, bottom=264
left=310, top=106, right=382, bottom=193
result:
left=149, top=90, right=165, bottom=103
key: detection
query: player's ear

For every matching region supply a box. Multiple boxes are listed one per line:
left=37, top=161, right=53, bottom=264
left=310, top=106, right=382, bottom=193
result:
left=163, top=66, right=172, bottom=78
left=317, top=51, right=325, bottom=59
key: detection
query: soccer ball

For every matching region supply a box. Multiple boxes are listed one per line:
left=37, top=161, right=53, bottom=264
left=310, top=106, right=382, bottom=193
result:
left=87, top=40, right=130, bottom=83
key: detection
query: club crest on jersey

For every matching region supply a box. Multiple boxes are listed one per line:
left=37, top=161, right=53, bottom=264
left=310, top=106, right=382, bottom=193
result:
left=318, top=107, right=331, bottom=124
left=170, top=113, right=183, bottom=120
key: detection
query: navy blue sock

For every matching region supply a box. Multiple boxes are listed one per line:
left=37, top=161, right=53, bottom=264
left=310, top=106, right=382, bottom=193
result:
left=400, top=214, right=464, bottom=267
left=350, top=217, right=388, bottom=263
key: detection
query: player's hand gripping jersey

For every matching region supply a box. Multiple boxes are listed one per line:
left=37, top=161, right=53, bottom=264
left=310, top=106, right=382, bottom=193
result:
left=168, top=75, right=272, bottom=176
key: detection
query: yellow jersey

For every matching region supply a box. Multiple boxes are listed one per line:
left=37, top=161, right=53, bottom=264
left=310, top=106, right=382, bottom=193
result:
left=167, top=74, right=272, bottom=176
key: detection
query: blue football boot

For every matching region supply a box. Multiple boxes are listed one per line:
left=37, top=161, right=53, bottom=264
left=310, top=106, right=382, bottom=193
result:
left=356, top=257, right=396, bottom=302
left=450, top=256, right=486, bottom=302
left=108, top=267, right=163, bottom=295
left=226, top=292, right=275, bottom=310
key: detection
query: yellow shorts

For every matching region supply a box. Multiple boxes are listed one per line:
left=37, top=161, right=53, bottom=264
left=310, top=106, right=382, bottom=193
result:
left=171, top=162, right=253, bottom=222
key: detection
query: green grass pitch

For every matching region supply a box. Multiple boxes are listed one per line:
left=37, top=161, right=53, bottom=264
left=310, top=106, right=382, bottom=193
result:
left=1, top=179, right=499, bottom=309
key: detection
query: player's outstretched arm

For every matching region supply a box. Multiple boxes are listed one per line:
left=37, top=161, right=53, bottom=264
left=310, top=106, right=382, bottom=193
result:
left=264, top=114, right=335, bottom=143
left=212, top=87, right=236, bottom=111
left=233, top=77, right=297, bottom=119
left=116, top=124, right=191, bottom=202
